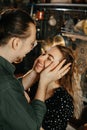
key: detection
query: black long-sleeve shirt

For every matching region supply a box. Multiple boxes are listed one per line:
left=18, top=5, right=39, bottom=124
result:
left=42, top=87, right=74, bottom=130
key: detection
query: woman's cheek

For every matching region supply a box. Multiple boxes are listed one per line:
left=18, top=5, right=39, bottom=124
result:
left=45, top=60, right=52, bottom=68
left=35, top=65, right=44, bottom=73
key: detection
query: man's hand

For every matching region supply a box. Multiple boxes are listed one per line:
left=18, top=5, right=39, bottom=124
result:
left=40, top=59, right=71, bottom=85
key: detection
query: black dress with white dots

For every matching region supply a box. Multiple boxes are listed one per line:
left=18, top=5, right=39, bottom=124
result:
left=42, top=87, right=74, bottom=130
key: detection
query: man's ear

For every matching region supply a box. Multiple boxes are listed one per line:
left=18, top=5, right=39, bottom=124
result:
left=11, top=37, right=22, bottom=50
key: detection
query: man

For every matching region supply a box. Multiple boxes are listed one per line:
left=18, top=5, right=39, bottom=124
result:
left=0, top=8, right=71, bottom=130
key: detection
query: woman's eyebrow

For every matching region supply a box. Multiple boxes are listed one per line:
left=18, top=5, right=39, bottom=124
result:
left=48, top=54, right=54, bottom=60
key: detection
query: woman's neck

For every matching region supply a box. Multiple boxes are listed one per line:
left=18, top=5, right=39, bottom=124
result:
left=45, top=81, right=60, bottom=100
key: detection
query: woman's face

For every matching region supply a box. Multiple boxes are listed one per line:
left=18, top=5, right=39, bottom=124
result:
left=34, top=46, right=63, bottom=73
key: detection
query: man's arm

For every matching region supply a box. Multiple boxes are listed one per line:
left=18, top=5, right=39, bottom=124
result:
left=0, top=88, right=46, bottom=130
left=22, top=69, right=39, bottom=90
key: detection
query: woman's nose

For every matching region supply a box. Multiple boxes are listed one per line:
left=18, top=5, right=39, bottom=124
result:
left=40, top=54, right=48, bottom=61
left=43, top=54, right=48, bottom=59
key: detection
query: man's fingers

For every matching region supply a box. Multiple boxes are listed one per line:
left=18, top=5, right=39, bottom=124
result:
left=61, top=67, right=70, bottom=77
left=57, top=64, right=71, bottom=80
left=49, top=59, right=67, bottom=72
left=45, top=59, right=71, bottom=73
left=59, top=62, right=71, bottom=74
left=45, top=60, right=60, bottom=72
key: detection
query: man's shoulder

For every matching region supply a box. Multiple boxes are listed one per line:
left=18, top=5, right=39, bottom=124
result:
left=0, top=75, right=12, bottom=91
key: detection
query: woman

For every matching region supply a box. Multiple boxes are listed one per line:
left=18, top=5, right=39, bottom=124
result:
left=32, top=45, right=83, bottom=130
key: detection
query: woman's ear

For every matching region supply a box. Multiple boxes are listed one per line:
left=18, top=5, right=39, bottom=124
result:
left=11, top=37, right=22, bottom=50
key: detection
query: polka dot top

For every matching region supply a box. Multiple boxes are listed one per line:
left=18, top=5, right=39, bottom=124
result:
left=42, top=87, right=74, bottom=130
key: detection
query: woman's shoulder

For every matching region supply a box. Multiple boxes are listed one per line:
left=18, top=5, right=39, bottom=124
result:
left=54, top=87, right=73, bottom=104
left=55, top=87, right=71, bottom=97
left=46, top=87, right=73, bottom=105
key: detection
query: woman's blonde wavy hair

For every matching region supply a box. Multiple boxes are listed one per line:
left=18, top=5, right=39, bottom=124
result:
left=56, top=45, right=83, bottom=119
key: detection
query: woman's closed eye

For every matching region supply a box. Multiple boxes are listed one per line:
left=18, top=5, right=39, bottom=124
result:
left=47, top=56, right=53, bottom=62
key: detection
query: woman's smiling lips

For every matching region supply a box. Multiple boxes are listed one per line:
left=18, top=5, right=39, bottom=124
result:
left=36, top=62, right=44, bottom=69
